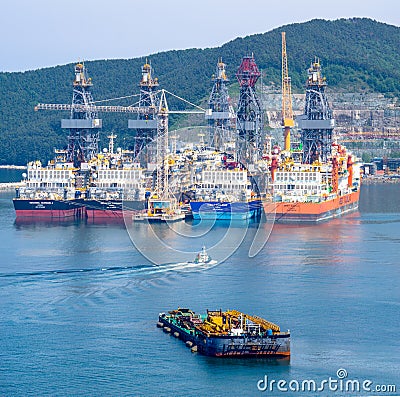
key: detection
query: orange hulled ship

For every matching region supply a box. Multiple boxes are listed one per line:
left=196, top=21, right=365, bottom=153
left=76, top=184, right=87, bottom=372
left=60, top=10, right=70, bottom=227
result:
left=263, top=143, right=361, bottom=223
left=263, top=55, right=361, bottom=223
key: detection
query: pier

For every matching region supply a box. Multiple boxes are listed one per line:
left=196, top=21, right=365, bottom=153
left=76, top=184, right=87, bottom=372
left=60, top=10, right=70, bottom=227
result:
left=0, top=182, right=25, bottom=191
left=0, top=165, right=27, bottom=170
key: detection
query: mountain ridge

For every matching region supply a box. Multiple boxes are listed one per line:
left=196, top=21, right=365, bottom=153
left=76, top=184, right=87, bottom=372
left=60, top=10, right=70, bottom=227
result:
left=1, top=17, right=399, bottom=165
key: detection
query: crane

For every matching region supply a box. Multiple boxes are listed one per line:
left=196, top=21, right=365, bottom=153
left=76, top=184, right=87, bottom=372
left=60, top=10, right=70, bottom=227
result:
left=151, top=89, right=204, bottom=200
left=34, top=103, right=154, bottom=114
left=281, top=32, right=294, bottom=152
left=155, top=89, right=169, bottom=199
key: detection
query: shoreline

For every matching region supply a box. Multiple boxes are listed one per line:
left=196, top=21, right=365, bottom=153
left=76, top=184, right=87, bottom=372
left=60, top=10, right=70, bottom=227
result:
left=362, top=176, right=400, bottom=185
left=0, top=182, right=24, bottom=191
left=0, top=165, right=27, bottom=169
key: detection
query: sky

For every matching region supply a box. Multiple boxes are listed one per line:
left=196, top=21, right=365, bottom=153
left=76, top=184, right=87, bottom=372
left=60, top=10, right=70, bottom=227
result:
left=1, top=0, right=399, bottom=72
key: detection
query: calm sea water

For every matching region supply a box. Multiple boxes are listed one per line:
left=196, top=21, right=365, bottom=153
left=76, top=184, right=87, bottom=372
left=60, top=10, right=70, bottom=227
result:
left=0, top=170, right=399, bottom=396
left=0, top=168, right=24, bottom=183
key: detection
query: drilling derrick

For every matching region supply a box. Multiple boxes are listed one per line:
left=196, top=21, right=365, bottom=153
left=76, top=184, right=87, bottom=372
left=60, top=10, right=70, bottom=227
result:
left=205, top=59, right=235, bottom=150
left=297, top=58, right=334, bottom=164
left=128, top=61, right=159, bottom=163
left=236, top=55, right=263, bottom=164
left=62, top=62, right=102, bottom=166
left=281, top=32, right=294, bottom=152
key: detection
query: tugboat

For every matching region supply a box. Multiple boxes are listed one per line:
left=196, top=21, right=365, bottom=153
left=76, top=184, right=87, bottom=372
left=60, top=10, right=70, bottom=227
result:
left=157, top=308, right=290, bottom=357
left=193, top=246, right=216, bottom=265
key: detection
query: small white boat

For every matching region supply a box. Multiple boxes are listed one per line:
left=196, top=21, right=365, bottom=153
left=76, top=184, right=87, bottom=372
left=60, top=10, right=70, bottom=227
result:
left=193, top=246, right=217, bottom=265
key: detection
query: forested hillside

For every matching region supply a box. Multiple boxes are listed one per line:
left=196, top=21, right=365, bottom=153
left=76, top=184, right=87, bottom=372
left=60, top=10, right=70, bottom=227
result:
left=1, top=18, right=399, bottom=165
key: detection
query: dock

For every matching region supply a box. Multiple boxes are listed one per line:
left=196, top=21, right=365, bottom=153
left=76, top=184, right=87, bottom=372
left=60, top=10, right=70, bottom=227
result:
left=0, top=182, right=25, bottom=192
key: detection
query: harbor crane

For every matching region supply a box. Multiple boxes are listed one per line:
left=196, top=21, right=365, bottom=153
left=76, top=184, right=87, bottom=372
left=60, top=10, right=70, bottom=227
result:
left=281, top=32, right=294, bottom=152
left=149, top=89, right=205, bottom=200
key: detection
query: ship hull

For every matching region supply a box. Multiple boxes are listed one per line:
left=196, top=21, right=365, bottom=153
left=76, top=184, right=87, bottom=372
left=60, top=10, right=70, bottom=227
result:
left=159, top=315, right=290, bottom=358
left=190, top=199, right=262, bottom=220
left=263, top=190, right=360, bottom=223
left=13, top=198, right=82, bottom=218
left=82, top=199, right=146, bottom=219
left=13, top=198, right=146, bottom=219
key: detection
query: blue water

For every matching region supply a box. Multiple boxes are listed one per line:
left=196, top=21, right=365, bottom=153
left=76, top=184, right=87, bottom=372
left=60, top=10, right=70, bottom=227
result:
left=0, top=168, right=24, bottom=183
left=0, top=183, right=399, bottom=396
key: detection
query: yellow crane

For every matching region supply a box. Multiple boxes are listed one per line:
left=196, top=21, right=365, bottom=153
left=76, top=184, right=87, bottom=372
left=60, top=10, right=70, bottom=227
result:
left=225, top=310, right=281, bottom=333
left=281, top=31, right=294, bottom=152
left=196, top=309, right=281, bottom=335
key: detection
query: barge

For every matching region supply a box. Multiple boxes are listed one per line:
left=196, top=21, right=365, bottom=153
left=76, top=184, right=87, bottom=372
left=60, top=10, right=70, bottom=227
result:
left=158, top=308, right=290, bottom=357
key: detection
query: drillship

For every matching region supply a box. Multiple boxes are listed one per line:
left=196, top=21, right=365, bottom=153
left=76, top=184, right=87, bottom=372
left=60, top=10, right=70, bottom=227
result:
left=77, top=143, right=147, bottom=219
left=13, top=62, right=103, bottom=218
left=189, top=156, right=262, bottom=220
left=13, top=62, right=149, bottom=219
left=263, top=59, right=361, bottom=223
left=13, top=154, right=82, bottom=218
left=189, top=56, right=263, bottom=221
left=13, top=144, right=149, bottom=219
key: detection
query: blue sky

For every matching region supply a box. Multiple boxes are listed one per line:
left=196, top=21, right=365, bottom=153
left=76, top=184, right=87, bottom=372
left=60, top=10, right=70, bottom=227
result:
left=1, top=0, right=399, bottom=72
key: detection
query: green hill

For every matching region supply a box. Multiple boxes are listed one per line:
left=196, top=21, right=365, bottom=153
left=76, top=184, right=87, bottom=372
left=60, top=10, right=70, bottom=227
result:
left=1, top=17, right=400, bottom=165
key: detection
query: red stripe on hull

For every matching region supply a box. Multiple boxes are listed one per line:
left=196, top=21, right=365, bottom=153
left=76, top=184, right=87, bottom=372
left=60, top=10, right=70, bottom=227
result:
left=15, top=209, right=76, bottom=218
left=85, top=208, right=141, bottom=219
left=86, top=209, right=122, bottom=219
